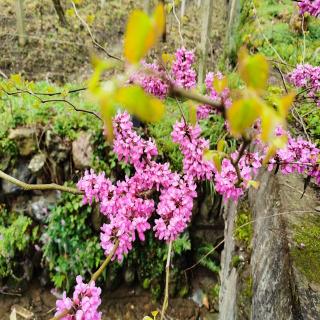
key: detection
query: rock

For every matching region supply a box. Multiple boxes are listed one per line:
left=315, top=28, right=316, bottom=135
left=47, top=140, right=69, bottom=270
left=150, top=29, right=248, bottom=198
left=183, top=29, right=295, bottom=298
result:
left=9, top=127, right=37, bottom=156
left=27, top=192, right=58, bottom=222
left=0, top=154, right=11, bottom=171
left=72, top=131, right=93, bottom=169
left=45, top=130, right=70, bottom=163
left=91, top=205, right=103, bottom=231
left=10, top=305, right=33, bottom=319
left=1, top=159, right=33, bottom=195
left=124, top=267, right=135, bottom=285
left=28, top=153, right=46, bottom=173
left=192, top=288, right=205, bottom=307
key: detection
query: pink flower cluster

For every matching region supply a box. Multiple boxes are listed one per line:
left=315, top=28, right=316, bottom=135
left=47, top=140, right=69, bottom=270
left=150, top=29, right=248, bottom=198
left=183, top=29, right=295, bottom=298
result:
left=130, top=61, right=169, bottom=99
left=214, top=151, right=262, bottom=201
left=113, top=111, right=158, bottom=169
left=171, top=47, right=197, bottom=89
left=78, top=112, right=198, bottom=260
left=55, top=276, right=101, bottom=320
left=171, top=120, right=215, bottom=180
left=298, top=0, right=320, bottom=17
left=268, top=133, right=320, bottom=183
left=288, top=64, right=320, bottom=106
left=130, top=48, right=197, bottom=100
left=197, top=72, right=232, bottom=120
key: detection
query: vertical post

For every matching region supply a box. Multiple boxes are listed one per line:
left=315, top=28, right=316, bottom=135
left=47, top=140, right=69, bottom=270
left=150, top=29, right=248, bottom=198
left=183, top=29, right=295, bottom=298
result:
left=16, top=0, right=26, bottom=46
left=52, top=0, right=68, bottom=27
left=180, top=0, right=186, bottom=18
left=160, top=0, right=166, bottom=42
left=198, top=0, right=213, bottom=85
left=144, top=0, right=152, bottom=14
left=197, top=0, right=201, bottom=8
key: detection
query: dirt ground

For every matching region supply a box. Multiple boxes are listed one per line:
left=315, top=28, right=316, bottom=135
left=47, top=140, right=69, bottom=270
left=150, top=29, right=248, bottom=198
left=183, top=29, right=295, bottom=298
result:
left=0, top=279, right=218, bottom=320
left=0, top=0, right=227, bottom=84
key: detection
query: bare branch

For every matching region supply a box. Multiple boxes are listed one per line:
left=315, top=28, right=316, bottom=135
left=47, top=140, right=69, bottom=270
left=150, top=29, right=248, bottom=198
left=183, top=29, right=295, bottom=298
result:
left=0, top=170, right=81, bottom=194
left=1, top=87, right=102, bottom=121
left=160, top=241, right=173, bottom=320
left=70, top=1, right=122, bottom=61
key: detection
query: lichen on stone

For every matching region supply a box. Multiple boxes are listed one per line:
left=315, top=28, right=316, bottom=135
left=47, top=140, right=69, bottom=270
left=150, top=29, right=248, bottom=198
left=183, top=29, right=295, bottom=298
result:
left=291, top=215, right=320, bottom=284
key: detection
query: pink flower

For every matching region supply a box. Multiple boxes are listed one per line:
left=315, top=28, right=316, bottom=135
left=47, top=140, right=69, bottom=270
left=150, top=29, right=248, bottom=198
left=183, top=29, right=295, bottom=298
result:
left=171, top=48, right=197, bottom=89
left=298, top=0, right=320, bottom=17
left=55, top=276, right=102, bottom=320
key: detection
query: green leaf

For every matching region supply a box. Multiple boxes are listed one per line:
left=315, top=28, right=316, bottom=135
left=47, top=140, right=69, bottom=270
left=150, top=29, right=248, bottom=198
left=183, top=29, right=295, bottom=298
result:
left=124, top=4, right=164, bottom=64
left=124, top=10, right=153, bottom=64
left=115, top=85, right=164, bottom=122
left=227, top=98, right=261, bottom=137
left=238, top=47, right=269, bottom=91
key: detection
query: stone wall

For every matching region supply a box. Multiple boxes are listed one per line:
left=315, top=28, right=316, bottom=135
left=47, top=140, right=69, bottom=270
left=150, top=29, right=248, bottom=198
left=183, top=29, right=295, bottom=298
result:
left=219, top=170, right=320, bottom=319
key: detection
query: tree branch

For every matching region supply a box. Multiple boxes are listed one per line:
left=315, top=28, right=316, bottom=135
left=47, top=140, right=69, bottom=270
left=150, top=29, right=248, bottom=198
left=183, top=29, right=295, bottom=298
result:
left=1, top=87, right=102, bottom=121
left=71, top=1, right=122, bottom=61
left=160, top=241, right=173, bottom=320
left=170, top=86, right=225, bottom=115
left=0, top=170, right=81, bottom=194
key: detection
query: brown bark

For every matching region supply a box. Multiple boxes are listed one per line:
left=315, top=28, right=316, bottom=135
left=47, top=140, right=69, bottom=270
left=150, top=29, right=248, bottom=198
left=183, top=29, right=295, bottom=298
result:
left=52, top=0, right=68, bottom=27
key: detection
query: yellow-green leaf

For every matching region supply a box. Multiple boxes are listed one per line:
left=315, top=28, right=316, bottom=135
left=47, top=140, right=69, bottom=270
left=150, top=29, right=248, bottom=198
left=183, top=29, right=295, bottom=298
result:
left=188, top=100, right=197, bottom=125
left=247, top=180, right=260, bottom=189
left=100, top=98, right=116, bottom=142
left=115, top=85, right=164, bottom=122
left=238, top=47, right=269, bottom=91
left=10, top=74, right=22, bottom=86
left=213, top=76, right=228, bottom=94
left=217, top=139, right=226, bottom=152
left=152, top=4, right=165, bottom=38
left=124, top=10, right=153, bottom=64
left=151, top=310, right=159, bottom=318
left=277, top=91, right=295, bottom=118
left=227, top=98, right=261, bottom=137
left=212, top=153, right=222, bottom=172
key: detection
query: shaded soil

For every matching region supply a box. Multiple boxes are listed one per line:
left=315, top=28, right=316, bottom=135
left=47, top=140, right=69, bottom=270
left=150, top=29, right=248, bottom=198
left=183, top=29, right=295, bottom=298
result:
left=0, top=280, right=217, bottom=320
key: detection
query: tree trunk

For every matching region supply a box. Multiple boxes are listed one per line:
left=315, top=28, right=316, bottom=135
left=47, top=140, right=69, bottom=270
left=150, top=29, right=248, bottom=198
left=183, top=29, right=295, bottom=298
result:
left=143, top=0, right=152, bottom=14
left=180, top=0, right=186, bottom=18
left=198, top=0, right=213, bottom=84
left=160, top=0, right=166, bottom=42
left=52, top=0, right=68, bottom=27
left=16, top=0, right=26, bottom=46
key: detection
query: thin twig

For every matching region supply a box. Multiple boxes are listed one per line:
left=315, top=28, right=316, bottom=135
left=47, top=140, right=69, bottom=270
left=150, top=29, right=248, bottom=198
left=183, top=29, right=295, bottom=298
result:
left=251, top=0, right=285, bottom=64
left=1, top=87, right=102, bottom=121
left=0, top=170, right=81, bottom=194
left=71, top=1, right=122, bottom=61
left=171, top=0, right=184, bottom=45
left=160, top=241, right=173, bottom=320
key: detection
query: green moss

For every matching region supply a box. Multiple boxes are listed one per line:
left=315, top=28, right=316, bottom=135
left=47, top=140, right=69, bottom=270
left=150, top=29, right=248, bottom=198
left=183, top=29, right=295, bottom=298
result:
left=234, top=209, right=253, bottom=249
left=291, top=215, right=320, bottom=284
left=231, top=255, right=241, bottom=268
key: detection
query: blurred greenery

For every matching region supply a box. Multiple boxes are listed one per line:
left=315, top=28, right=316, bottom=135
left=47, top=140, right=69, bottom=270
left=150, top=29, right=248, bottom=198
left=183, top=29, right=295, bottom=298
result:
left=0, top=204, right=37, bottom=278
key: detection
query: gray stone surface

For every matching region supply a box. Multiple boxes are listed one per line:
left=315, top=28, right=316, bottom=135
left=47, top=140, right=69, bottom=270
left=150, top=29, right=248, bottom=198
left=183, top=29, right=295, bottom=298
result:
left=220, top=169, right=320, bottom=319
left=9, top=127, right=37, bottom=156
left=72, top=131, right=93, bottom=169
